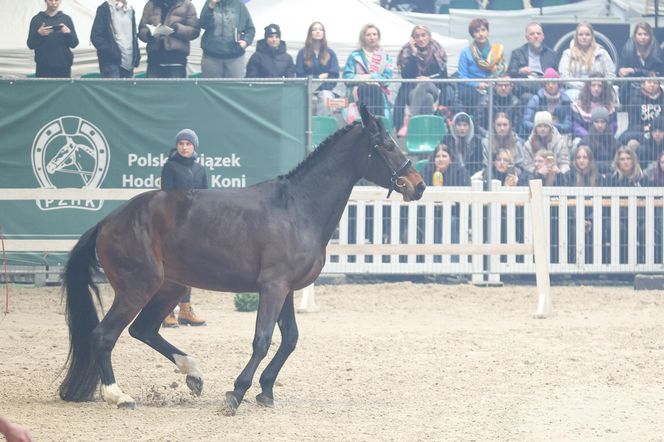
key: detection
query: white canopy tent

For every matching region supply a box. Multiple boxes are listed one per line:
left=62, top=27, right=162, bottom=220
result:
left=1, top=0, right=467, bottom=77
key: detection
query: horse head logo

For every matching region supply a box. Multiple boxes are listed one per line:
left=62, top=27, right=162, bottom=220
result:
left=31, top=116, right=110, bottom=211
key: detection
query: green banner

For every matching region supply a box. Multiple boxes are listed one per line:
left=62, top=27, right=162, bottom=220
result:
left=0, top=79, right=307, bottom=263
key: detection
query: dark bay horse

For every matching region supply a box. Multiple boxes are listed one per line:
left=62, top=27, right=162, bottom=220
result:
left=58, top=106, right=425, bottom=415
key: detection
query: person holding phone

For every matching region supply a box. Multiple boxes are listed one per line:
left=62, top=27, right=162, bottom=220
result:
left=394, top=24, right=450, bottom=136
left=523, top=110, right=570, bottom=175
left=27, top=0, right=79, bottom=78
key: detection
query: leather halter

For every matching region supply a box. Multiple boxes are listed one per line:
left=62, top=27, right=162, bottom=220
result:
left=366, top=130, right=411, bottom=198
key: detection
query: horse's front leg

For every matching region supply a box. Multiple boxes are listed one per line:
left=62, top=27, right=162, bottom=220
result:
left=128, top=282, right=204, bottom=397
left=220, top=282, right=289, bottom=416
left=256, top=290, right=298, bottom=407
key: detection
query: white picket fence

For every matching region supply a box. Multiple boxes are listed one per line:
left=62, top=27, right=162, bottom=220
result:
left=323, top=182, right=664, bottom=278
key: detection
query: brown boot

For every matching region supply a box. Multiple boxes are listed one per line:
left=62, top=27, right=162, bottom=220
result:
left=162, top=311, right=179, bottom=328
left=178, top=302, right=206, bottom=326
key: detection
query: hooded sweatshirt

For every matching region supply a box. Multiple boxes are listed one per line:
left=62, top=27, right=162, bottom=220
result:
left=441, top=112, right=484, bottom=176
left=27, top=11, right=79, bottom=69
left=523, top=125, right=570, bottom=174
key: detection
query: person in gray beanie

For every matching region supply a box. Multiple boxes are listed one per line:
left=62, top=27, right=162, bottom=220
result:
left=160, top=128, right=207, bottom=327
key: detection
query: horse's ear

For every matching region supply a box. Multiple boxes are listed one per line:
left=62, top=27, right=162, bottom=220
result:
left=359, top=104, right=375, bottom=128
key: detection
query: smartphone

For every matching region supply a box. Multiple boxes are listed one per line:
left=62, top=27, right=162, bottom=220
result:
left=506, top=164, right=516, bottom=176
left=545, top=155, right=555, bottom=166
left=51, top=24, right=63, bottom=31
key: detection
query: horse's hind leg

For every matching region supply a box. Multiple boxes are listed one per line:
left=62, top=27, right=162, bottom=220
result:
left=256, top=291, right=298, bottom=407
left=93, top=290, right=159, bottom=409
left=221, top=282, right=289, bottom=416
left=128, top=281, right=204, bottom=396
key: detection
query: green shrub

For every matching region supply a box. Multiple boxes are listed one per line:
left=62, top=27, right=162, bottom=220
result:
left=234, top=292, right=259, bottom=312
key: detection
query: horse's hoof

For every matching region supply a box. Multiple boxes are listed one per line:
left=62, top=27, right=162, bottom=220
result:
left=117, top=401, right=136, bottom=410
left=186, top=375, right=204, bottom=396
left=256, top=392, right=274, bottom=408
left=219, top=391, right=239, bottom=416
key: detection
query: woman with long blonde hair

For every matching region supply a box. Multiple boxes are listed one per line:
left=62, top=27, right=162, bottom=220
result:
left=608, top=145, right=645, bottom=186
left=342, top=23, right=393, bottom=122
left=558, top=22, right=615, bottom=92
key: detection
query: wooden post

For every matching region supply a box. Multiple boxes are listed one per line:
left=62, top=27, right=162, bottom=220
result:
left=296, top=284, right=319, bottom=313
left=529, top=180, right=553, bottom=318
left=471, top=179, right=485, bottom=285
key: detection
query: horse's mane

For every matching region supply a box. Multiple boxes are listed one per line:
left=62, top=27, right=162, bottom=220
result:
left=279, top=121, right=361, bottom=180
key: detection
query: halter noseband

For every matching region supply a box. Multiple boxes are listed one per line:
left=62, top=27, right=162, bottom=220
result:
left=366, top=131, right=411, bottom=198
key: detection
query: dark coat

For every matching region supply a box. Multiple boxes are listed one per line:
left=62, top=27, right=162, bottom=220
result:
left=617, top=38, right=664, bottom=77
left=508, top=43, right=557, bottom=78
left=421, top=161, right=469, bottom=186
left=27, top=11, right=79, bottom=69
left=246, top=39, right=295, bottom=78
left=90, top=3, right=140, bottom=68
left=161, top=150, right=208, bottom=190
left=623, top=89, right=664, bottom=134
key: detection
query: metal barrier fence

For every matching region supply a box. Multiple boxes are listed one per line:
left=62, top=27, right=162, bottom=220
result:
left=2, top=76, right=663, bottom=283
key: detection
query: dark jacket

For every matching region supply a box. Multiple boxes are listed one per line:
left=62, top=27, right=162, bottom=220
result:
left=477, top=92, right=523, bottom=137
left=636, top=136, right=664, bottom=171
left=199, top=0, right=255, bottom=59
left=580, top=129, right=620, bottom=174
left=246, top=39, right=295, bottom=78
left=623, top=89, right=664, bottom=134
left=90, top=2, right=140, bottom=68
left=508, top=43, right=557, bottom=78
left=161, top=150, right=208, bottom=190
left=523, top=88, right=573, bottom=134
left=605, top=172, right=644, bottom=187
left=138, top=0, right=200, bottom=64
left=617, top=38, right=664, bottom=77
left=27, top=11, right=79, bottom=69
left=421, top=161, right=470, bottom=186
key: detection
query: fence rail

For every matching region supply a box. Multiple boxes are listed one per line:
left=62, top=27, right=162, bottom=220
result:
left=3, top=184, right=661, bottom=282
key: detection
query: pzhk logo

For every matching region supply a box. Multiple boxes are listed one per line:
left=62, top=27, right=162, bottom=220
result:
left=31, top=116, right=110, bottom=211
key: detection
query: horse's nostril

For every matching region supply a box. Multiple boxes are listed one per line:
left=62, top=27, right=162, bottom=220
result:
left=416, top=181, right=426, bottom=195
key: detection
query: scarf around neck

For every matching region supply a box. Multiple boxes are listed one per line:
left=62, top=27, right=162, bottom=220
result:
left=398, top=39, right=447, bottom=76
left=471, top=41, right=506, bottom=75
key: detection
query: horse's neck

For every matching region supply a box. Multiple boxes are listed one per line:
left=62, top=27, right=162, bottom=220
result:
left=290, top=134, right=366, bottom=240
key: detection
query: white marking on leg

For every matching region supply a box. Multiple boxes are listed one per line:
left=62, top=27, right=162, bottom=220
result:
left=173, top=354, right=203, bottom=379
left=101, top=383, right=135, bottom=407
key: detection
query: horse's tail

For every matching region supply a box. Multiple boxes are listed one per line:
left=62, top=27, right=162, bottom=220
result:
left=59, top=224, right=103, bottom=402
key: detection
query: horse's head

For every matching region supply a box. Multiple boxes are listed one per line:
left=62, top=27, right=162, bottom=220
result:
left=359, top=105, right=425, bottom=202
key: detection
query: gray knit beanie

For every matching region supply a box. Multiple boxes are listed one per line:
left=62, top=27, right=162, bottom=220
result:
left=175, top=129, right=199, bottom=150
left=591, top=106, right=609, bottom=123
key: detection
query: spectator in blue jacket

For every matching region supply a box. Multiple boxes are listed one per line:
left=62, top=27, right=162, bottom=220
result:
left=296, top=22, right=340, bottom=116
left=91, top=0, right=140, bottom=78
left=199, top=0, right=255, bottom=78
left=523, top=68, right=573, bottom=135
left=456, top=18, right=506, bottom=112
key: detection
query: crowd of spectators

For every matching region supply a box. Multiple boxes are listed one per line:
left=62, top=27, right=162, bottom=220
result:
left=26, top=1, right=664, bottom=189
